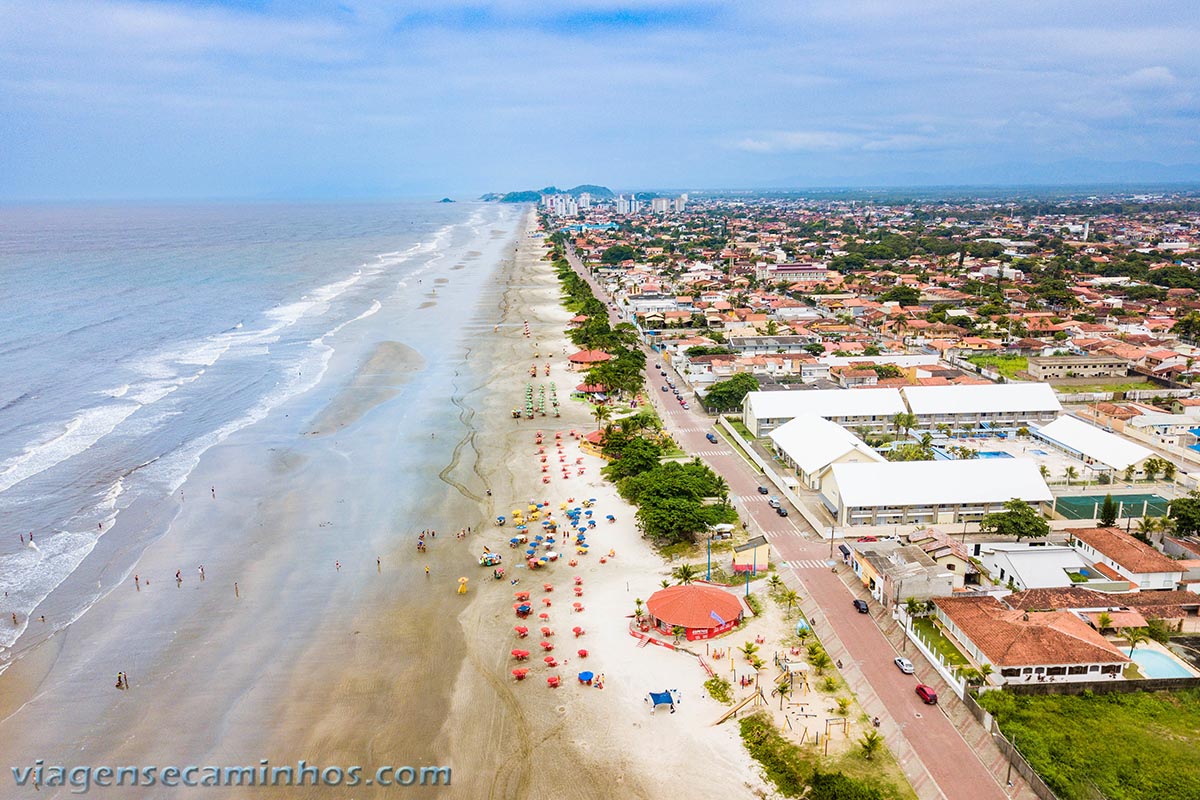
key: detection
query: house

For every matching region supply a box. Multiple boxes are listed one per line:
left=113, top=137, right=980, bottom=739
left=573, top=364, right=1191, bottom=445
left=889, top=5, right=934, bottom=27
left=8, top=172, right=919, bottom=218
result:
left=1006, top=586, right=1200, bottom=633
left=741, top=387, right=907, bottom=437
left=1026, top=354, right=1130, bottom=380
left=908, top=531, right=980, bottom=589
left=851, top=542, right=955, bottom=610
left=932, top=595, right=1130, bottom=684
left=1068, top=527, right=1185, bottom=591
left=978, top=543, right=1118, bottom=592
left=900, top=383, right=1062, bottom=429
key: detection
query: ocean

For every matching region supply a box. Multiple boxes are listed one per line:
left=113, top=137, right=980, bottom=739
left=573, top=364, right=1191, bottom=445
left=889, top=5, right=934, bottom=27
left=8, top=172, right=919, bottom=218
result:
left=0, top=200, right=522, bottom=668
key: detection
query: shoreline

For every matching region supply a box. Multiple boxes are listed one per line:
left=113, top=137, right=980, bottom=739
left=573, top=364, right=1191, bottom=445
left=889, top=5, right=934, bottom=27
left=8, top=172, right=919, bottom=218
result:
left=0, top=208, right=764, bottom=799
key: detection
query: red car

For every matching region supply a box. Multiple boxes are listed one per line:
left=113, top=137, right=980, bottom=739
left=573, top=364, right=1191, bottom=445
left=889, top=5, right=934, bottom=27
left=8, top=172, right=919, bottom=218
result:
left=857, top=536, right=878, bottom=543
left=915, top=684, right=938, bottom=704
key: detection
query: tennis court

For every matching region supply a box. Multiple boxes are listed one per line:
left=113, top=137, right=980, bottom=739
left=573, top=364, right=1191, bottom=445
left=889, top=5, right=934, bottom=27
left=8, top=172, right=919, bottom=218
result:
left=1055, top=493, right=1169, bottom=520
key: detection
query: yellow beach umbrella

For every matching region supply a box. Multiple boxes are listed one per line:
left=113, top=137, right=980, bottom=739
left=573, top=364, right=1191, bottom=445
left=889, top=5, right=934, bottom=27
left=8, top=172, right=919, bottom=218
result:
left=457, top=576, right=469, bottom=595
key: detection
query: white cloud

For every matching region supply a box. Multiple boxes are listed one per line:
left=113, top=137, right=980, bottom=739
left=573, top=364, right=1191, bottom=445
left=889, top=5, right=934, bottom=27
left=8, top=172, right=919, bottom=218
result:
left=1118, top=66, right=1178, bottom=90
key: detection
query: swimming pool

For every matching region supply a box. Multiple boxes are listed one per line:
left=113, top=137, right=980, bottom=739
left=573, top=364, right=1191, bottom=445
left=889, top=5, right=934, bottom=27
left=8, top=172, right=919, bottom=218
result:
left=977, top=451, right=1014, bottom=459
left=1130, top=648, right=1195, bottom=679
left=1029, top=449, right=1048, bottom=455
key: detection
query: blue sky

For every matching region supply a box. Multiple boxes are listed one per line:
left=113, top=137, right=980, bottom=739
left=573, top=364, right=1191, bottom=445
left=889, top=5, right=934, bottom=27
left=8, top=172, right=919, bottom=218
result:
left=1, top=0, right=1198, bottom=199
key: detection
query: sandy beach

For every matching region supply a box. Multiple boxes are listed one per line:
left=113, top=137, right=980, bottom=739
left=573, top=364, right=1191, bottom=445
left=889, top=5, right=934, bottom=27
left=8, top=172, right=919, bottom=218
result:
left=0, top=210, right=762, bottom=799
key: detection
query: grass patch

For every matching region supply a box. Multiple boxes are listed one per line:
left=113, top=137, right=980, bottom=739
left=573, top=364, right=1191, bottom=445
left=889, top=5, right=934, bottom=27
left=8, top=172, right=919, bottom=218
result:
left=725, top=416, right=756, bottom=440
left=911, top=617, right=969, bottom=668
left=967, top=354, right=1027, bottom=378
left=738, top=711, right=916, bottom=800
left=979, top=689, right=1200, bottom=800
left=705, top=675, right=733, bottom=705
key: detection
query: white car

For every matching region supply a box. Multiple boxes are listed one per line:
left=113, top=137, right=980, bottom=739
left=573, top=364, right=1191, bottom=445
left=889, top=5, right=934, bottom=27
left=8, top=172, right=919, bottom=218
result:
left=894, top=657, right=915, bottom=674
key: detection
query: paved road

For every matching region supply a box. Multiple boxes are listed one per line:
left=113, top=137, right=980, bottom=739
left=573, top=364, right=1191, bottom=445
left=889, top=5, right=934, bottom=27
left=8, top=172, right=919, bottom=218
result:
left=565, top=246, right=1027, bottom=800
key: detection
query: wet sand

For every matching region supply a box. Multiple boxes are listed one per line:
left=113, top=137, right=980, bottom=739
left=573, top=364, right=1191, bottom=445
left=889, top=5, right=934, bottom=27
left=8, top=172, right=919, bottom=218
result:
left=0, top=212, right=761, bottom=799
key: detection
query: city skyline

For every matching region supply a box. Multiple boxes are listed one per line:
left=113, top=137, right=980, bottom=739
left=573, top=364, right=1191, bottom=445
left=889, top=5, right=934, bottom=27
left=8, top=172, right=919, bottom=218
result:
left=2, top=0, right=1198, bottom=200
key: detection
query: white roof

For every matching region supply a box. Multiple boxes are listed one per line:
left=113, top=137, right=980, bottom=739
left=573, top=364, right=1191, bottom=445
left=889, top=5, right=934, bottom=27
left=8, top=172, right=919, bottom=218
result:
left=982, top=545, right=1091, bottom=589
left=901, top=383, right=1062, bottom=416
left=745, top=388, right=906, bottom=421
left=769, top=414, right=885, bottom=474
left=831, top=459, right=1053, bottom=508
left=1035, top=416, right=1153, bottom=471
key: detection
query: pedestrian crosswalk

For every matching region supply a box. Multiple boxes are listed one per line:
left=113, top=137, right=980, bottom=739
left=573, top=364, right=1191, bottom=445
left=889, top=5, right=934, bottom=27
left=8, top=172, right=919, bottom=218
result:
left=782, top=559, right=831, bottom=570
left=692, top=449, right=727, bottom=457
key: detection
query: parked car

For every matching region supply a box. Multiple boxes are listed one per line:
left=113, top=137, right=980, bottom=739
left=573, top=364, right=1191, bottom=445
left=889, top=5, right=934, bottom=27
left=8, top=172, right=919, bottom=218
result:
left=852, top=599, right=869, bottom=613
left=767, top=497, right=781, bottom=508
left=706, top=433, right=718, bottom=443
left=757, top=486, right=769, bottom=494
left=775, top=507, right=788, bottom=517
left=894, top=657, right=914, bottom=674
left=915, top=684, right=938, bottom=704
left=680, top=402, right=689, bottom=409
left=661, top=386, right=669, bottom=392
left=654, top=364, right=661, bottom=370
left=856, top=536, right=878, bottom=543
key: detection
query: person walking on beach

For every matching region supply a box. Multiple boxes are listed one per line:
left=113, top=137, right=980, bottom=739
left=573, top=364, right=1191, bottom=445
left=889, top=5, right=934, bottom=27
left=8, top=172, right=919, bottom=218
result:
left=175, top=570, right=182, bottom=583
left=211, top=486, right=216, bottom=499
left=198, top=565, right=205, bottom=580
left=425, top=566, right=430, bottom=577
left=335, top=561, right=341, bottom=572
left=134, top=574, right=139, bottom=588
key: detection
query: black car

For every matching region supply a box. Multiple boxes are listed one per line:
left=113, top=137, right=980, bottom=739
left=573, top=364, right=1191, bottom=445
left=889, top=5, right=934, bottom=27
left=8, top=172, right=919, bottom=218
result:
left=757, top=486, right=769, bottom=494
left=775, top=507, right=788, bottom=517
left=853, top=599, right=869, bottom=613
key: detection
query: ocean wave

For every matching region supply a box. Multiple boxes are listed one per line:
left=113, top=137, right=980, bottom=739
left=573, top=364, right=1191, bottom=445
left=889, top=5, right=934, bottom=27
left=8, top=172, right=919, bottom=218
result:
left=0, top=403, right=142, bottom=495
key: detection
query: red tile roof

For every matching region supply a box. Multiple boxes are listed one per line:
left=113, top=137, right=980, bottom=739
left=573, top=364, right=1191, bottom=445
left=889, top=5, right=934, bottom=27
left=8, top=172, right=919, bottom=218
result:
left=934, top=595, right=1129, bottom=667
left=1069, top=527, right=1181, bottom=575
left=646, top=584, right=744, bottom=630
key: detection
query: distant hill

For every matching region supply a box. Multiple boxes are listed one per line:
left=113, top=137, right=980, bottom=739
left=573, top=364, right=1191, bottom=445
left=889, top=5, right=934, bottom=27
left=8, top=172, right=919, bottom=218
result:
left=481, top=184, right=614, bottom=202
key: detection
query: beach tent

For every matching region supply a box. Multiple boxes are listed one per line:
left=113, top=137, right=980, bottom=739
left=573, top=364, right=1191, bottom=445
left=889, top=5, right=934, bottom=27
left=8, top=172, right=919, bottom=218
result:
left=646, top=689, right=679, bottom=714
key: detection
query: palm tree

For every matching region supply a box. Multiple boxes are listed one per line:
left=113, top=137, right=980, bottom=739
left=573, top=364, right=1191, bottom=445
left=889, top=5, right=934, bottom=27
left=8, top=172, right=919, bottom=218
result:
left=810, top=650, right=832, bottom=675
left=1124, top=464, right=1136, bottom=483
left=835, top=696, right=852, bottom=716
left=633, top=598, right=644, bottom=621
left=1163, top=461, right=1177, bottom=482
left=780, top=589, right=800, bottom=611
left=978, top=663, right=994, bottom=685
left=776, top=680, right=791, bottom=709
left=1121, top=627, right=1150, bottom=658
left=1096, top=612, right=1113, bottom=634
left=890, top=412, right=906, bottom=440
left=659, top=578, right=671, bottom=589
left=1144, top=458, right=1161, bottom=482
left=1039, top=464, right=1050, bottom=480
left=592, top=403, right=612, bottom=431
left=712, top=476, right=730, bottom=507
left=767, top=574, right=783, bottom=591
left=904, top=597, right=923, bottom=630
left=672, top=563, right=699, bottom=585
left=859, top=730, right=883, bottom=760
left=1064, top=466, right=1078, bottom=485
left=737, top=641, right=760, bottom=662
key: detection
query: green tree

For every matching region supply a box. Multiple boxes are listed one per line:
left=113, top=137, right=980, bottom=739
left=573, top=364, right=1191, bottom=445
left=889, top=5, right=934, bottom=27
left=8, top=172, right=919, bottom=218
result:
left=738, top=641, right=760, bottom=661
left=601, top=437, right=663, bottom=480
left=1100, top=494, right=1118, bottom=527
left=672, top=563, right=700, bottom=585
left=1168, top=492, right=1200, bottom=535
left=1097, top=612, right=1113, bottom=633
left=859, top=730, right=883, bottom=760
left=600, top=244, right=636, bottom=264
left=703, top=372, right=759, bottom=412
left=1064, top=465, right=1079, bottom=485
left=592, top=404, right=612, bottom=431
left=1121, top=627, right=1151, bottom=658
left=980, top=498, right=1050, bottom=540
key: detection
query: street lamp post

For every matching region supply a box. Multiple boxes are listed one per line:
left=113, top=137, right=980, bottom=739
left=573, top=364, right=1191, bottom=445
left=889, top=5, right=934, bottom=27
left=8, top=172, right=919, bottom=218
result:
left=706, top=534, right=712, bottom=581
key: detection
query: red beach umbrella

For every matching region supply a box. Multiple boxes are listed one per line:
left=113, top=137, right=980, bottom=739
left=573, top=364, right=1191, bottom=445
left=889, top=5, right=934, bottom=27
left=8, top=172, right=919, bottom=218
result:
left=538, top=612, right=550, bottom=621
left=514, top=625, right=529, bottom=637
left=547, top=675, right=561, bottom=688
left=540, top=626, right=554, bottom=636
left=577, top=649, right=588, bottom=658
left=512, top=668, right=529, bottom=680
left=540, top=641, right=554, bottom=651
left=572, top=626, right=584, bottom=637
left=543, top=583, right=554, bottom=592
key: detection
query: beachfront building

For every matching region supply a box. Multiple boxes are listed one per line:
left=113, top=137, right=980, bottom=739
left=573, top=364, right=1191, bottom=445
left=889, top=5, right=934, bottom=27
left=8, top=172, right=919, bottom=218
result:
left=1027, top=354, right=1131, bottom=380
left=644, top=584, right=746, bottom=642
left=901, top=383, right=1062, bottom=430
left=932, top=595, right=1130, bottom=685
left=821, top=459, right=1053, bottom=527
left=742, top=388, right=906, bottom=437
left=768, top=413, right=885, bottom=491
left=567, top=349, right=613, bottom=372
left=1033, top=415, right=1154, bottom=479
left=977, top=543, right=1116, bottom=592
left=1068, top=527, right=1185, bottom=591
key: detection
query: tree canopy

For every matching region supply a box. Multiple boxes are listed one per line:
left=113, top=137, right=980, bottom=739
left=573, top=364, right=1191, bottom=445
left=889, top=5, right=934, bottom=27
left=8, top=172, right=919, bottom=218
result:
left=703, top=373, right=759, bottom=412
left=980, top=498, right=1050, bottom=540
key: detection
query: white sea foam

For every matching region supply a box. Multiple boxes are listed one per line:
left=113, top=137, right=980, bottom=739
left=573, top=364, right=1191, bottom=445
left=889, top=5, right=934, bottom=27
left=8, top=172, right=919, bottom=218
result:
left=0, top=404, right=141, bottom=495
left=0, top=529, right=100, bottom=654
